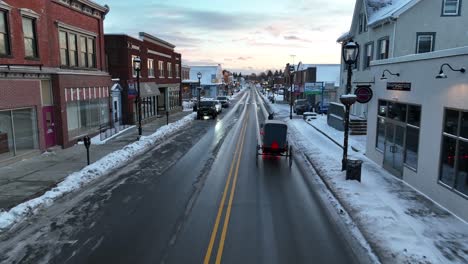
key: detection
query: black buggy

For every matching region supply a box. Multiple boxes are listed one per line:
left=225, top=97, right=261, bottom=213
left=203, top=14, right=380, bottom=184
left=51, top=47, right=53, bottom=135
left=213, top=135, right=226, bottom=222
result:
left=256, top=120, right=292, bottom=166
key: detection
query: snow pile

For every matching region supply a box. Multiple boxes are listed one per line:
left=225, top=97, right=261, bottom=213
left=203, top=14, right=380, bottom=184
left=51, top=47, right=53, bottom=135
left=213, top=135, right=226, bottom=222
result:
left=366, top=0, right=412, bottom=25
left=0, top=112, right=196, bottom=230
left=183, top=100, right=194, bottom=112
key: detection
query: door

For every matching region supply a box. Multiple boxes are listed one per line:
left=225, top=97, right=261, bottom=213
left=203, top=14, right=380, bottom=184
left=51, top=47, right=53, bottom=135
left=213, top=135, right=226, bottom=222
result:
left=42, top=106, right=56, bottom=148
left=383, top=122, right=405, bottom=178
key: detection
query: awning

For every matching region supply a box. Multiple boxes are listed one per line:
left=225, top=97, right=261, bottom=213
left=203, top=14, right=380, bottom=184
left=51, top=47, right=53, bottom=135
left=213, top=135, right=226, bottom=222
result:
left=141, top=82, right=161, bottom=96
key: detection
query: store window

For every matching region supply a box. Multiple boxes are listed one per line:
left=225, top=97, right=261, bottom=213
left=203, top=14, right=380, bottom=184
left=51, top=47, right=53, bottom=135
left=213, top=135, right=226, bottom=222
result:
left=439, top=108, right=468, bottom=196
left=22, top=16, right=38, bottom=58
left=0, top=108, right=39, bottom=159
left=0, top=10, right=10, bottom=56
left=376, top=117, right=385, bottom=151
left=67, top=96, right=109, bottom=139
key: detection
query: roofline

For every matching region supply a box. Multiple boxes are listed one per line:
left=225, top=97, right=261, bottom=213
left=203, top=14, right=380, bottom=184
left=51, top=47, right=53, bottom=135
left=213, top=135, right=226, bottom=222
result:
left=77, top=0, right=109, bottom=13
left=139, top=32, right=176, bottom=49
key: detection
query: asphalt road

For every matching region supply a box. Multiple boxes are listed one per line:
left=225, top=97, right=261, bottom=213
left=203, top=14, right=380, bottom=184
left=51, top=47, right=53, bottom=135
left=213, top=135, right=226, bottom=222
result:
left=0, top=88, right=358, bottom=264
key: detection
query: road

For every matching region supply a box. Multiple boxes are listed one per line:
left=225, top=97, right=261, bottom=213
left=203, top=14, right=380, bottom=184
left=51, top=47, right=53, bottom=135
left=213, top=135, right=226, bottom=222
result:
left=0, top=88, right=358, bottom=264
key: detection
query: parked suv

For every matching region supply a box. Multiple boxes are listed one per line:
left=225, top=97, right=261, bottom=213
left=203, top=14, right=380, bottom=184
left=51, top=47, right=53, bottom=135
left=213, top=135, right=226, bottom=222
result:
left=293, top=99, right=310, bottom=115
left=315, top=101, right=329, bottom=114
left=197, top=100, right=218, bottom=119
left=216, top=96, right=230, bottom=108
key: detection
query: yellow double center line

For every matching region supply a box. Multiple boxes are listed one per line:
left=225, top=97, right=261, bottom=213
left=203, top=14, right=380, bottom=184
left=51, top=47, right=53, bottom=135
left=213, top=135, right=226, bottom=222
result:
left=204, top=113, right=249, bottom=264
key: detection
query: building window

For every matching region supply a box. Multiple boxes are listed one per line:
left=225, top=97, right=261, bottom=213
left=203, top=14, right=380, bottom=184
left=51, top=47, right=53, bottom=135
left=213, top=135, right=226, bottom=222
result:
left=22, top=17, right=38, bottom=58
left=358, top=13, right=367, bottom=33
left=363, top=42, right=373, bottom=69
left=377, top=37, right=389, bottom=60
left=440, top=108, right=468, bottom=196
left=159, top=60, right=164, bottom=77
left=131, top=55, right=139, bottom=77
left=59, top=29, right=96, bottom=68
left=376, top=100, right=421, bottom=170
left=0, top=10, right=10, bottom=56
left=416, top=33, right=435, bottom=54
left=67, top=96, right=109, bottom=139
left=148, top=59, right=154, bottom=77
left=167, top=62, right=172, bottom=78
left=442, top=0, right=461, bottom=16
left=0, top=108, right=40, bottom=158
left=176, top=64, right=180, bottom=78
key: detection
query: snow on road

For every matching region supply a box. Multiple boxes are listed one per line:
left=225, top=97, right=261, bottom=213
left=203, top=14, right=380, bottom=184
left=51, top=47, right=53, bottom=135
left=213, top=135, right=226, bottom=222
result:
left=0, top=113, right=197, bottom=230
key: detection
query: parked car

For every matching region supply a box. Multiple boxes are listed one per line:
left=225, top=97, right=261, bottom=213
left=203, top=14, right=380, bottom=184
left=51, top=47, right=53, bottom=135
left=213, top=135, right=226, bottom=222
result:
left=197, top=100, right=218, bottom=119
left=315, top=101, right=329, bottom=114
left=293, top=99, right=311, bottom=115
left=214, top=100, right=222, bottom=113
left=216, top=96, right=230, bottom=108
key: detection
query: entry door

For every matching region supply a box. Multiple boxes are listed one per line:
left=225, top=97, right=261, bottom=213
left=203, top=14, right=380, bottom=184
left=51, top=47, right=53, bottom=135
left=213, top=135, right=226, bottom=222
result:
left=42, top=106, right=56, bottom=148
left=383, top=122, right=405, bottom=178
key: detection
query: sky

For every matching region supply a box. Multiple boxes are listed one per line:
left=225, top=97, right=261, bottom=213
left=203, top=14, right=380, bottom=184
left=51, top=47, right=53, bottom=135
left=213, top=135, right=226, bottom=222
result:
left=94, top=0, right=355, bottom=74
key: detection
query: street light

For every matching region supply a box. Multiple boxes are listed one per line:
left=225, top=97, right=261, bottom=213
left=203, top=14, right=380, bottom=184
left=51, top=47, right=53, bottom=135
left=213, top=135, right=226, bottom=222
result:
left=287, top=63, right=295, bottom=119
left=197, top=72, right=202, bottom=111
left=133, top=56, right=142, bottom=138
left=341, top=40, right=360, bottom=171
left=435, top=63, right=466, bottom=79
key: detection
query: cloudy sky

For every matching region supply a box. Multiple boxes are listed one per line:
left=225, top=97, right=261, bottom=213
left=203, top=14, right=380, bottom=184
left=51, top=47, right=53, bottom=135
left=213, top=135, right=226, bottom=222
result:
left=95, top=0, right=355, bottom=74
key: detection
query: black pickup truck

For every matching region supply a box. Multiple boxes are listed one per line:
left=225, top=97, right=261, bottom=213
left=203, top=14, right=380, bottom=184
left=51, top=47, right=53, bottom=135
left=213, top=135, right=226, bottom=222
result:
left=197, top=101, right=218, bottom=119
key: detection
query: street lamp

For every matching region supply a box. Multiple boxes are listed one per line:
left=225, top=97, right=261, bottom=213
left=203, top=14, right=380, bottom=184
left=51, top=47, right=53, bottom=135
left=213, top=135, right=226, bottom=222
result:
left=197, top=72, right=202, bottom=110
left=341, top=40, right=360, bottom=171
left=287, top=63, right=295, bottom=119
left=133, top=56, right=142, bottom=138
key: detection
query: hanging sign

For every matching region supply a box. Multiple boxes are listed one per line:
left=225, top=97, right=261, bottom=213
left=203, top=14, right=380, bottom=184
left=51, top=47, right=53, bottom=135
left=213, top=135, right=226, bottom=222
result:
left=355, top=86, right=373, bottom=104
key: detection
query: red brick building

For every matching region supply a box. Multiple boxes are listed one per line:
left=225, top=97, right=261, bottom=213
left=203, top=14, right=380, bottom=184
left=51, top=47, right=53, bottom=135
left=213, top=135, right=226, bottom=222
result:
left=105, top=33, right=182, bottom=125
left=0, top=0, right=112, bottom=162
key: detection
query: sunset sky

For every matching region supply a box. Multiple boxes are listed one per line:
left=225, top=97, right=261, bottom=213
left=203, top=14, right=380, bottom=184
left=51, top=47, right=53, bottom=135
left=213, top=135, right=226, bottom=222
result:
left=95, top=0, right=355, bottom=74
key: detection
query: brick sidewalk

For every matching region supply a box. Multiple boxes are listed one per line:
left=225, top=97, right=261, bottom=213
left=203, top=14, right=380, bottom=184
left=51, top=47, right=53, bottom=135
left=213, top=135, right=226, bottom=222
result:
left=0, top=111, right=193, bottom=210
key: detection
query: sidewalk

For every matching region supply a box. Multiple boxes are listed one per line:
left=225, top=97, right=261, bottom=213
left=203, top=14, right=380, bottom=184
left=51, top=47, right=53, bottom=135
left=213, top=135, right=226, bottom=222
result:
left=266, top=101, right=468, bottom=264
left=0, top=111, right=192, bottom=211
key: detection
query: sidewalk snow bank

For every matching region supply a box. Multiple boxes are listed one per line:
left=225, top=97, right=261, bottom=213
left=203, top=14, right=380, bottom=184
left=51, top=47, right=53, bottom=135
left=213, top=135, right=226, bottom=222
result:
left=0, top=113, right=196, bottom=230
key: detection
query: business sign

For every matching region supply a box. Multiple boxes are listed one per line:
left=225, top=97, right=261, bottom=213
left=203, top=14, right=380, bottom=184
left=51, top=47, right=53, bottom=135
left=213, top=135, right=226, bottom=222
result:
left=304, top=82, right=323, bottom=95
left=387, top=82, right=411, bottom=91
left=355, top=86, right=373, bottom=104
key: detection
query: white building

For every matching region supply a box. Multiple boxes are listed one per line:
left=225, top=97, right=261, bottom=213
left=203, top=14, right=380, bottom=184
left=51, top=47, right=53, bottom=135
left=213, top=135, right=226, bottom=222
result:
left=338, top=0, right=468, bottom=221
left=189, top=65, right=223, bottom=98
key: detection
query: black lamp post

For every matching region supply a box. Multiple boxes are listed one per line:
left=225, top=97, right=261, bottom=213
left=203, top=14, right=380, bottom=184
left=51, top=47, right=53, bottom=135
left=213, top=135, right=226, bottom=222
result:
left=133, top=56, right=142, bottom=138
left=197, top=72, right=202, bottom=107
left=341, top=40, right=359, bottom=171
left=287, top=63, right=295, bottom=119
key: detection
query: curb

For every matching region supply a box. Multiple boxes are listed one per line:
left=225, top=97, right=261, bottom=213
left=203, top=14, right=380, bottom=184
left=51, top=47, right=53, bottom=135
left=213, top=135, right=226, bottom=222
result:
left=304, top=120, right=361, bottom=153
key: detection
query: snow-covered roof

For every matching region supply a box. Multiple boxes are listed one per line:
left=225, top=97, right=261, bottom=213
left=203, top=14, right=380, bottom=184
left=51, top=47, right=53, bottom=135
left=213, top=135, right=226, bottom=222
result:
left=366, top=0, right=418, bottom=26
left=337, top=31, right=353, bottom=42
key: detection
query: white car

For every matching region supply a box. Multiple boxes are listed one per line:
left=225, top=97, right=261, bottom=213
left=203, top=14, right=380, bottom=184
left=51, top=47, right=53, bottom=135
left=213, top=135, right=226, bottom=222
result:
left=214, top=100, right=222, bottom=113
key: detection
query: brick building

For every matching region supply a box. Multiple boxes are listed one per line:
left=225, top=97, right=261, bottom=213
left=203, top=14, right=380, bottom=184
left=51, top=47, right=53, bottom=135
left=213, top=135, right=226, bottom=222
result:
left=105, top=32, right=182, bottom=125
left=0, top=0, right=112, bottom=163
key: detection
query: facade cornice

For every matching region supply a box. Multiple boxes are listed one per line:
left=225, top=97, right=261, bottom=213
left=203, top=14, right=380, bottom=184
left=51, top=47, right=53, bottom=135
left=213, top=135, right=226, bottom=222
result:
left=139, top=32, right=176, bottom=50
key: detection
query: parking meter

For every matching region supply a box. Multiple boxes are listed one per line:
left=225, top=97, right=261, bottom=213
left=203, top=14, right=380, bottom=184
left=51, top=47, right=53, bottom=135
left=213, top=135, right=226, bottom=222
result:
left=83, top=136, right=91, bottom=165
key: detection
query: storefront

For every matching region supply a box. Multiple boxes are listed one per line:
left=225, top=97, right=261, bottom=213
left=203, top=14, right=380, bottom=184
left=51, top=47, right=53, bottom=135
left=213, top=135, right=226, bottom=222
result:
left=65, top=87, right=110, bottom=139
left=0, top=108, right=40, bottom=159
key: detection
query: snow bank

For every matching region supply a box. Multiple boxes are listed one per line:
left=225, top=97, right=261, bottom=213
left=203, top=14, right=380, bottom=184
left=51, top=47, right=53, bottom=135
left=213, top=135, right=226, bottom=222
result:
left=0, top=113, right=196, bottom=230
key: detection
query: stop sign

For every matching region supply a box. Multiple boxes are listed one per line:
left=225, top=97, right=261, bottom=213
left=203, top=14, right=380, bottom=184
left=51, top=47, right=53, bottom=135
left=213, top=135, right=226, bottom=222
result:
left=355, top=86, right=373, bottom=104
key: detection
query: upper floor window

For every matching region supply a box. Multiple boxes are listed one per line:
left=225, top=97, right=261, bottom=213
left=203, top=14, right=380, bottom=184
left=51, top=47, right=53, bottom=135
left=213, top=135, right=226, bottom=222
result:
left=22, top=17, right=38, bottom=58
left=176, top=63, right=180, bottom=78
left=148, top=59, right=154, bottom=77
left=167, top=62, right=172, bottom=78
left=363, top=42, right=373, bottom=69
left=377, top=37, right=389, bottom=60
left=131, top=55, right=139, bottom=77
left=416, top=33, right=435, bottom=54
left=442, top=0, right=461, bottom=16
left=158, top=60, right=164, bottom=77
left=59, top=29, right=96, bottom=68
left=358, top=13, right=367, bottom=33
left=0, top=10, right=10, bottom=56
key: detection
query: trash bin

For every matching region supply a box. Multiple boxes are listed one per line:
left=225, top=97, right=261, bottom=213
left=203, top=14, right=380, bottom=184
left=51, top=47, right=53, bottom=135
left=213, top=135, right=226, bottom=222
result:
left=346, top=159, right=362, bottom=182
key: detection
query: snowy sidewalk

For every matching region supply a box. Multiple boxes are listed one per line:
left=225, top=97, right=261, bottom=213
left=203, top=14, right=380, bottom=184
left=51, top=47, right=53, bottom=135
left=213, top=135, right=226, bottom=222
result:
left=266, top=100, right=468, bottom=264
left=0, top=111, right=193, bottom=215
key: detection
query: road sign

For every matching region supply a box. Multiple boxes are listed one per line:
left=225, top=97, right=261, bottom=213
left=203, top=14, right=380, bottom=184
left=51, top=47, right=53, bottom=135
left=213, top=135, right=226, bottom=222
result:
left=355, top=86, right=373, bottom=104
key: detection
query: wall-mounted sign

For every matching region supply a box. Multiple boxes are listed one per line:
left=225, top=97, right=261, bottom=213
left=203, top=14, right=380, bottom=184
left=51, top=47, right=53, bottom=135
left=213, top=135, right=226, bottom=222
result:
left=355, top=86, right=373, bottom=104
left=387, top=82, right=411, bottom=91
left=304, top=82, right=323, bottom=95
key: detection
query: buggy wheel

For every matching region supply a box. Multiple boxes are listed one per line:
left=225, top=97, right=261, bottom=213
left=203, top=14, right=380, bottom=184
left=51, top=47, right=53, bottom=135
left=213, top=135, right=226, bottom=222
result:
left=289, top=146, right=293, bottom=167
